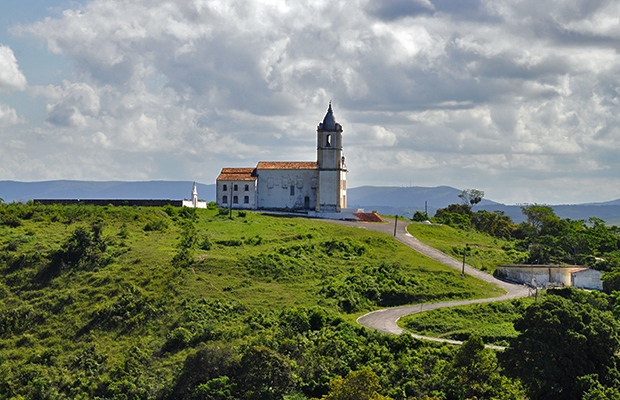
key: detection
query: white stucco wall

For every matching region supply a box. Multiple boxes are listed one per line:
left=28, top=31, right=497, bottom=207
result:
left=318, top=170, right=339, bottom=212
left=216, top=180, right=257, bottom=209
left=497, top=266, right=583, bottom=286
left=256, top=169, right=317, bottom=210
left=340, top=170, right=347, bottom=209
left=571, top=269, right=603, bottom=290
left=182, top=200, right=207, bottom=208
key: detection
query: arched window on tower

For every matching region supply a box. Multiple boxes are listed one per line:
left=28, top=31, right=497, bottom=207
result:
left=326, top=134, right=331, bottom=147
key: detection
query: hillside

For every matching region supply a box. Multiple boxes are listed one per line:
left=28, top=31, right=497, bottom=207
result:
left=0, top=203, right=507, bottom=399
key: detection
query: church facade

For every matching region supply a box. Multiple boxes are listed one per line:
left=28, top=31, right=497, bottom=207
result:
left=216, top=103, right=347, bottom=212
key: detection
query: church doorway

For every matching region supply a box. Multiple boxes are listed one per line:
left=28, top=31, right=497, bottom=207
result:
left=304, top=196, right=310, bottom=209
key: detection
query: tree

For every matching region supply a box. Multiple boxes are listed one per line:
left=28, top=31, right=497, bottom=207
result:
left=520, top=204, right=557, bottom=233
left=411, top=211, right=430, bottom=222
left=316, top=369, right=392, bottom=400
left=238, top=346, right=294, bottom=400
left=443, top=336, right=523, bottom=400
left=458, top=189, right=484, bottom=207
left=499, top=295, right=620, bottom=400
left=167, top=345, right=240, bottom=400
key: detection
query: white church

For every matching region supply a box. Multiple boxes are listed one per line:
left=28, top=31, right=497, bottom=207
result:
left=216, top=103, right=349, bottom=214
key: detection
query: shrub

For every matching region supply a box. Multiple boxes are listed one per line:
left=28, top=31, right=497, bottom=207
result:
left=411, top=211, right=430, bottom=222
left=144, top=219, right=167, bottom=232
left=200, top=236, right=212, bottom=251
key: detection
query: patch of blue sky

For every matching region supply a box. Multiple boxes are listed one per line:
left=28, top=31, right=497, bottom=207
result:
left=0, top=0, right=89, bottom=86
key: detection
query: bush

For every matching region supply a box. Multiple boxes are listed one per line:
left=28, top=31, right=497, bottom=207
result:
left=200, top=237, right=212, bottom=251
left=144, top=219, right=168, bottom=232
left=411, top=211, right=430, bottom=222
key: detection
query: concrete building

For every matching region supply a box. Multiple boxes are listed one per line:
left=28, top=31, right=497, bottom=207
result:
left=570, top=268, right=604, bottom=290
left=216, top=103, right=348, bottom=213
left=496, top=264, right=603, bottom=290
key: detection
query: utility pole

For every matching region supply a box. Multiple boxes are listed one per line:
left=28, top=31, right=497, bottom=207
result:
left=393, top=215, right=398, bottom=244
left=393, top=212, right=409, bottom=244
left=229, top=182, right=233, bottom=219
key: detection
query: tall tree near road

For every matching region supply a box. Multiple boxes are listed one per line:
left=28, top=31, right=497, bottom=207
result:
left=458, top=189, right=485, bottom=206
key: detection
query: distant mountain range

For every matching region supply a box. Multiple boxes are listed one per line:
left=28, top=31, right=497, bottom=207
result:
left=0, top=180, right=216, bottom=203
left=3, top=180, right=620, bottom=225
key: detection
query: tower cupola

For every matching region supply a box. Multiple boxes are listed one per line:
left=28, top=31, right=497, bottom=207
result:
left=318, top=102, right=342, bottom=131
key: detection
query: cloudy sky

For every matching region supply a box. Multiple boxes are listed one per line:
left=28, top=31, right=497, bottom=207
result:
left=2, top=0, right=620, bottom=204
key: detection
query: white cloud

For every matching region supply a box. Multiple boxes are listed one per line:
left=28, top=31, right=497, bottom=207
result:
left=0, top=45, right=27, bottom=92
left=3, top=0, right=620, bottom=204
left=43, top=81, right=100, bottom=127
left=0, top=103, right=26, bottom=126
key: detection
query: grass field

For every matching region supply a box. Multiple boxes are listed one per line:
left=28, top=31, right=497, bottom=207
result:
left=407, top=222, right=527, bottom=273
left=398, top=297, right=536, bottom=346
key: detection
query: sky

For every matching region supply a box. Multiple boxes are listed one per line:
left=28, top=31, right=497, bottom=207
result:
left=1, top=0, right=620, bottom=205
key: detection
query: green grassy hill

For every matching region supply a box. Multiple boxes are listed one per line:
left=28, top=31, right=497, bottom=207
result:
left=407, top=223, right=527, bottom=273
left=0, top=203, right=512, bottom=399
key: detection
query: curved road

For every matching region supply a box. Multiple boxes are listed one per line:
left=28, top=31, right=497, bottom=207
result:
left=329, top=218, right=529, bottom=348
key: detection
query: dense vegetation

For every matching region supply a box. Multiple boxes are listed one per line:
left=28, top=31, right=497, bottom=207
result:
left=0, top=202, right=507, bottom=399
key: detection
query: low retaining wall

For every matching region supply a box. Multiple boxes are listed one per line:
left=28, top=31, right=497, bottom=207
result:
left=34, top=199, right=184, bottom=207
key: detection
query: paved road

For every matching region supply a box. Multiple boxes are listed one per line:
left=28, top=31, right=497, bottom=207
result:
left=329, top=218, right=529, bottom=348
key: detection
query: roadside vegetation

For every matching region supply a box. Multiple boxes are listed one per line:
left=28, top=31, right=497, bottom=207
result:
left=399, top=297, right=536, bottom=346
left=407, top=223, right=526, bottom=273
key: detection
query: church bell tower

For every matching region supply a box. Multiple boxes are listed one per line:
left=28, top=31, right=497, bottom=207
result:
left=316, top=102, right=347, bottom=212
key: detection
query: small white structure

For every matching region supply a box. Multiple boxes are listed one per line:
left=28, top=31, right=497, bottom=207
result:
left=216, top=103, right=348, bottom=213
left=570, top=268, right=604, bottom=290
left=496, top=264, right=603, bottom=290
left=182, top=182, right=207, bottom=208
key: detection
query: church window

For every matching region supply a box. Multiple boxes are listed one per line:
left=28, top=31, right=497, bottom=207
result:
left=290, top=186, right=295, bottom=196
left=326, top=134, right=331, bottom=147
left=234, top=184, right=238, bottom=191
left=223, top=184, right=227, bottom=191
left=233, top=196, right=238, bottom=204
left=244, top=184, right=249, bottom=191
left=244, top=196, right=249, bottom=204
left=223, top=195, right=228, bottom=203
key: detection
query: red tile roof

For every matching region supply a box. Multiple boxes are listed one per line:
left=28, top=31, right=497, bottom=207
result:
left=216, top=168, right=257, bottom=181
left=256, top=161, right=317, bottom=170
left=354, top=213, right=385, bottom=222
